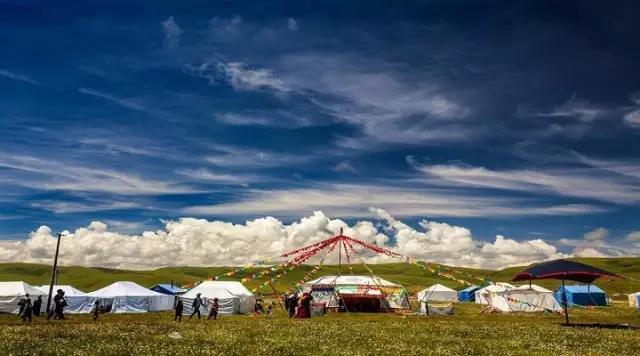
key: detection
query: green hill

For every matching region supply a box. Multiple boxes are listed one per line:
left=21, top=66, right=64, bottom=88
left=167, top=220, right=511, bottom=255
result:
left=1, top=257, right=638, bottom=299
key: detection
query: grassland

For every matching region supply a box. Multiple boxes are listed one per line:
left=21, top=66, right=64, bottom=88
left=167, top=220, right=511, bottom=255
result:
left=1, top=257, right=639, bottom=298
left=0, top=303, right=639, bottom=355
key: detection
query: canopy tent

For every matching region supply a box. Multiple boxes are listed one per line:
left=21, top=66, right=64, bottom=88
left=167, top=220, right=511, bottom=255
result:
left=418, top=284, right=458, bottom=302
left=628, top=292, right=640, bottom=308
left=485, top=284, right=562, bottom=313
left=150, top=284, right=186, bottom=295
left=180, top=281, right=255, bottom=315
left=475, top=283, right=515, bottom=305
left=303, top=275, right=410, bottom=312
left=458, top=285, right=479, bottom=302
left=87, top=281, right=174, bottom=313
left=38, top=285, right=93, bottom=313
left=0, top=282, right=46, bottom=314
left=555, top=285, right=608, bottom=307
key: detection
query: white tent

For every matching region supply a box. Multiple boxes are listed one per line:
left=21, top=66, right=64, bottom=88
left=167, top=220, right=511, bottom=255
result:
left=0, top=281, right=46, bottom=314
left=38, top=285, right=93, bottom=314
left=475, top=282, right=515, bottom=305
left=418, top=284, right=458, bottom=303
left=486, top=284, right=562, bottom=313
left=180, top=281, right=255, bottom=315
left=628, top=292, right=640, bottom=308
left=87, top=281, right=174, bottom=313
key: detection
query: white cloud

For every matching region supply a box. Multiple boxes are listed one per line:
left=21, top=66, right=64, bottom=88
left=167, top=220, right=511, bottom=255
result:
left=78, top=88, right=157, bottom=114
left=0, top=69, right=50, bottom=88
left=183, top=184, right=606, bottom=218
left=623, top=110, right=640, bottom=128
left=627, top=231, right=640, bottom=242
left=287, top=18, right=299, bottom=31
left=572, top=247, right=607, bottom=258
left=185, top=61, right=288, bottom=92
left=204, top=144, right=311, bottom=169
left=162, top=16, right=182, bottom=50
left=0, top=209, right=570, bottom=269
left=583, top=227, right=609, bottom=242
left=176, top=168, right=255, bottom=185
left=417, top=164, right=640, bottom=204
left=333, top=161, right=357, bottom=173
left=536, top=95, right=608, bottom=122
left=31, top=200, right=140, bottom=214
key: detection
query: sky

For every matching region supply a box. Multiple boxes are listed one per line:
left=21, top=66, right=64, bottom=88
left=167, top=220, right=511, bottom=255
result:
left=0, top=0, right=639, bottom=269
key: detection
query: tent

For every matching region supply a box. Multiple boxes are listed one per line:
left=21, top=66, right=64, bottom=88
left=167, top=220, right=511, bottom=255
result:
left=555, top=284, right=608, bottom=307
left=475, top=282, right=515, bottom=305
left=458, top=285, right=479, bottom=302
left=180, top=281, right=255, bottom=315
left=0, top=282, right=47, bottom=314
left=485, top=284, right=562, bottom=313
left=87, top=281, right=174, bottom=313
left=150, top=284, right=186, bottom=295
left=38, top=285, right=93, bottom=313
left=303, top=275, right=410, bottom=312
left=628, top=292, right=640, bottom=308
left=418, top=284, right=458, bottom=302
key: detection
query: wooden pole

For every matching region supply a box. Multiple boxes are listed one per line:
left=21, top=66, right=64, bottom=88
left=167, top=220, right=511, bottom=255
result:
left=46, top=233, right=63, bottom=313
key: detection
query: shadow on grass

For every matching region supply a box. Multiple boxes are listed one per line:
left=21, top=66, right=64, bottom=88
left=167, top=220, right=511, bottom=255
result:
left=562, top=323, right=640, bottom=330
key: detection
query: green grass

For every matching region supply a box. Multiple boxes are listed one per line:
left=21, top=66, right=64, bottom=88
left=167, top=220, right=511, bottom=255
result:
left=1, top=257, right=639, bottom=298
left=1, top=303, right=639, bottom=355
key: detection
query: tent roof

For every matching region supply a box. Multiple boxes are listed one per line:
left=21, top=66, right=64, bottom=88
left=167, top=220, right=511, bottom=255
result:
left=38, top=285, right=87, bottom=296
left=477, top=282, right=514, bottom=293
left=420, top=284, right=456, bottom=293
left=557, top=284, right=606, bottom=294
left=513, top=284, right=553, bottom=293
left=305, top=275, right=402, bottom=289
left=182, top=281, right=253, bottom=299
left=0, top=281, right=46, bottom=296
left=512, top=259, right=623, bottom=284
left=151, top=284, right=186, bottom=294
left=459, top=285, right=479, bottom=293
left=87, top=281, right=163, bottom=297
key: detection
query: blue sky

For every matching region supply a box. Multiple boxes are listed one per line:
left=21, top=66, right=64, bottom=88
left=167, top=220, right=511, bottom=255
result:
left=1, top=0, right=639, bottom=255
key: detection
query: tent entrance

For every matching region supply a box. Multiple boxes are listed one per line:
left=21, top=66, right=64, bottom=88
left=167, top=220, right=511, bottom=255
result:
left=340, top=295, right=382, bottom=312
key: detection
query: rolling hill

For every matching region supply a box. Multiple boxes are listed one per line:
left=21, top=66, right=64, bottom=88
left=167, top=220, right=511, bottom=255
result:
left=1, top=257, right=638, bottom=298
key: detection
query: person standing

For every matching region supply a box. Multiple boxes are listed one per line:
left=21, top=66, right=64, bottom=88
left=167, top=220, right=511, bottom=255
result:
left=287, top=293, right=298, bottom=318
left=207, top=298, right=219, bottom=320
left=47, top=289, right=67, bottom=320
left=91, top=300, right=101, bottom=322
left=295, top=292, right=313, bottom=318
left=32, top=296, right=43, bottom=317
left=189, top=293, right=203, bottom=319
left=17, top=294, right=27, bottom=316
left=20, top=294, right=33, bottom=322
left=174, top=300, right=184, bottom=322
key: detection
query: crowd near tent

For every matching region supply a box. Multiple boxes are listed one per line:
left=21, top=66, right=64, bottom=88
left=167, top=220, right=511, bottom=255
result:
left=303, top=275, right=409, bottom=312
left=417, top=284, right=457, bottom=302
left=38, top=285, right=93, bottom=314
left=628, top=292, right=640, bottom=308
left=485, top=284, right=562, bottom=313
left=0, top=282, right=46, bottom=314
left=87, top=281, right=174, bottom=313
left=458, top=285, right=479, bottom=302
left=555, top=285, right=608, bottom=307
left=180, top=281, right=255, bottom=315
left=475, top=283, right=515, bottom=305
left=151, top=284, right=186, bottom=295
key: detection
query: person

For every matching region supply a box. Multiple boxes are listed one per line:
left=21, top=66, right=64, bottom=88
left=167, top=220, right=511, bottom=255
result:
left=286, top=293, right=298, bottom=318
left=295, top=292, right=313, bottom=318
left=47, top=289, right=67, bottom=320
left=189, top=293, right=203, bottom=319
left=207, top=298, right=219, bottom=320
left=174, top=300, right=184, bottom=322
left=91, top=300, right=101, bottom=322
left=32, top=296, right=42, bottom=317
left=254, top=295, right=264, bottom=314
left=20, top=294, right=32, bottom=322
left=17, top=294, right=27, bottom=316
left=266, top=301, right=275, bottom=318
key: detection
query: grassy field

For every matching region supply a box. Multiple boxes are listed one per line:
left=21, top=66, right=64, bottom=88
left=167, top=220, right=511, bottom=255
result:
left=1, top=257, right=639, bottom=298
left=0, top=303, right=639, bottom=355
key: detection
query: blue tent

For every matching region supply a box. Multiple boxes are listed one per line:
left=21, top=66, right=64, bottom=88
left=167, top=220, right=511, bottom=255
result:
left=150, top=284, right=186, bottom=295
left=458, top=285, right=479, bottom=302
left=555, top=284, right=607, bottom=307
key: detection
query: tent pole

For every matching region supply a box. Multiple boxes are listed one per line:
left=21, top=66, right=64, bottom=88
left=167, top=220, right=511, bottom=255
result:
left=562, top=279, right=569, bottom=325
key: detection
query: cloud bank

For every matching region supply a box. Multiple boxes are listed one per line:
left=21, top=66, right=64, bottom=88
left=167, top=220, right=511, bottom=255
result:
left=0, top=209, right=571, bottom=270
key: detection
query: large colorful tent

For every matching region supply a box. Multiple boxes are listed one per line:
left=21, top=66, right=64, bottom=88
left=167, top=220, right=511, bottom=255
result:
left=555, top=284, right=608, bottom=307
left=0, top=281, right=46, bottom=314
left=303, top=275, right=409, bottom=312
left=485, top=284, right=562, bottom=313
left=87, top=281, right=174, bottom=313
left=180, top=281, right=255, bottom=315
left=458, top=285, right=479, bottom=302
left=38, top=285, right=93, bottom=313
left=628, top=292, right=640, bottom=308
left=418, top=284, right=457, bottom=302
left=475, top=282, right=515, bottom=305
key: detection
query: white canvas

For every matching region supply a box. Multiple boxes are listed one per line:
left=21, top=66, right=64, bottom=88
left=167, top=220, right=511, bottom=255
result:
left=38, top=285, right=93, bottom=314
left=180, top=281, right=255, bottom=315
left=417, top=284, right=458, bottom=302
left=87, top=281, right=174, bottom=313
left=475, top=282, right=515, bottom=305
left=628, top=292, right=640, bottom=308
left=0, top=281, right=47, bottom=314
left=303, top=275, right=410, bottom=310
left=486, top=284, right=562, bottom=313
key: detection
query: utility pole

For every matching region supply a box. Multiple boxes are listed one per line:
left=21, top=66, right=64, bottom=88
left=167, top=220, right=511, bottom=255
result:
left=46, top=233, right=63, bottom=313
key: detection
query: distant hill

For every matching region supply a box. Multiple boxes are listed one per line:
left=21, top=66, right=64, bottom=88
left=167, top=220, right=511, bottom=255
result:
left=1, top=257, right=638, bottom=298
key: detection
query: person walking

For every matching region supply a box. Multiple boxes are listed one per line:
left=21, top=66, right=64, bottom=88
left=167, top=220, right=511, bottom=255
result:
left=207, top=298, right=219, bottom=320
left=174, top=300, right=184, bottom=322
left=189, top=293, right=203, bottom=319
left=91, top=300, right=102, bottom=322
left=20, top=294, right=33, bottom=322
left=47, top=289, right=67, bottom=320
left=32, top=295, right=42, bottom=317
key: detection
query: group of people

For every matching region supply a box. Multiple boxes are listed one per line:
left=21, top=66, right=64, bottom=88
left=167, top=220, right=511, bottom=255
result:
left=284, top=292, right=314, bottom=318
left=17, top=289, right=67, bottom=322
left=173, top=293, right=220, bottom=322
